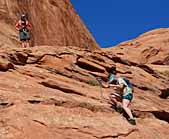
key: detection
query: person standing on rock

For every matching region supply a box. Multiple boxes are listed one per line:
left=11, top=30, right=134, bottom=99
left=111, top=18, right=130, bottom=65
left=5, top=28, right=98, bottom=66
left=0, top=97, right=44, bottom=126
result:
left=98, top=66, right=136, bottom=125
left=15, top=14, right=32, bottom=48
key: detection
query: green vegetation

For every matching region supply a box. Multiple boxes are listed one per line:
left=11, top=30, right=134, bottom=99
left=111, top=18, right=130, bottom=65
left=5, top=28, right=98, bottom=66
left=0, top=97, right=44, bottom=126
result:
left=160, top=70, right=169, bottom=77
left=87, top=80, right=100, bottom=86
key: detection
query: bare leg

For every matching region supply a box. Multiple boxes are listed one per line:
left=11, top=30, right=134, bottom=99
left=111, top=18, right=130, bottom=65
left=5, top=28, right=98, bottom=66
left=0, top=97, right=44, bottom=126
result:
left=122, top=99, right=134, bottom=119
left=21, top=42, right=24, bottom=48
left=26, top=41, right=30, bottom=48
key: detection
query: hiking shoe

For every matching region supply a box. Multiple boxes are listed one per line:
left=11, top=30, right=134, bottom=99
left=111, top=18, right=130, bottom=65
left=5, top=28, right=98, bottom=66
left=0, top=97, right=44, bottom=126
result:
left=128, top=118, right=136, bottom=125
left=116, top=105, right=123, bottom=114
left=110, top=104, right=117, bottom=109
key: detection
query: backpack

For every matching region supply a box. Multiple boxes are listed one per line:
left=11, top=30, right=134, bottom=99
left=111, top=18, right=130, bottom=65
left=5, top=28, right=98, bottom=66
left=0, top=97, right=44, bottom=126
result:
left=123, top=78, right=133, bottom=89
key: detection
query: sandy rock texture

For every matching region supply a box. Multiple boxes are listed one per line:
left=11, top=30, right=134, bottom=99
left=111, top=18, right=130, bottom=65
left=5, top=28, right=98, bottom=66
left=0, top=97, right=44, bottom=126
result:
left=0, top=0, right=99, bottom=49
left=0, top=45, right=168, bottom=139
left=0, top=0, right=168, bottom=138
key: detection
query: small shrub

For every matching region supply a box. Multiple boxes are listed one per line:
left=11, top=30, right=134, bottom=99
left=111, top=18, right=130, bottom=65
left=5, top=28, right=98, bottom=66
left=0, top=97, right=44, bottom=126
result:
left=161, top=70, right=169, bottom=77
left=87, top=80, right=99, bottom=86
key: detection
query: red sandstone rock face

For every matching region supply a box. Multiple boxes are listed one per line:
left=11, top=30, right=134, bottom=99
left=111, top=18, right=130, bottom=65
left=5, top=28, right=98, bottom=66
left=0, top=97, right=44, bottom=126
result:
left=0, top=45, right=168, bottom=139
left=104, top=28, right=169, bottom=65
left=0, top=1, right=169, bottom=138
left=0, top=0, right=99, bottom=50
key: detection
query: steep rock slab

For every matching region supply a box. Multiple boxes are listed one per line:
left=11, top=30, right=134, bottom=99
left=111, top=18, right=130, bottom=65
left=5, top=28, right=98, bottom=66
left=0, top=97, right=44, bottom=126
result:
left=104, top=28, right=169, bottom=65
left=0, top=46, right=168, bottom=138
left=0, top=0, right=99, bottom=50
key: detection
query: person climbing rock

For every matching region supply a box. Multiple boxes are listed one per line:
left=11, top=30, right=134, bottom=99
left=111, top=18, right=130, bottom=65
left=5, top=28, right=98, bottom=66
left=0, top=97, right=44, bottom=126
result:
left=15, top=14, right=32, bottom=48
left=100, top=66, right=136, bottom=125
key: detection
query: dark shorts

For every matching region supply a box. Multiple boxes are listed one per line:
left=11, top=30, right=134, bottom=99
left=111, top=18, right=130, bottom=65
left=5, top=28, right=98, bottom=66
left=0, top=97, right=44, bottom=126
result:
left=19, top=30, right=30, bottom=41
left=122, top=93, right=133, bottom=101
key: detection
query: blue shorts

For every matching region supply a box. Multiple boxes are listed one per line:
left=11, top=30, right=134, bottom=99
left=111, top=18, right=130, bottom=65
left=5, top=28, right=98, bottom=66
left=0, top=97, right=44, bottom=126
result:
left=122, top=93, right=133, bottom=101
left=19, top=30, right=30, bottom=41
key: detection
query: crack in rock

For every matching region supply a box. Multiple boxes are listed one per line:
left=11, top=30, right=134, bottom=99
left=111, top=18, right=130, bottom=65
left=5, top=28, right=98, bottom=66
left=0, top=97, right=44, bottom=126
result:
left=27, top=98, right=113, bottom=113
left=32, top=120, right=47, bottom=127
left=100, top=129, right=138, bottom=139
left=151, top=110, right=169, bottom=123
left=40, top=80, right=85, bottom=96
left=160, top=88, right=169, bottom=99
left=133, top=109, right=169, bottom=123
left=58, top=127, right=138, bottom=139
left=0, top=102, right=14, bottom=109
left=58, top=127, right=98, bottom=139
left=28, top=100, right=41, bottom=104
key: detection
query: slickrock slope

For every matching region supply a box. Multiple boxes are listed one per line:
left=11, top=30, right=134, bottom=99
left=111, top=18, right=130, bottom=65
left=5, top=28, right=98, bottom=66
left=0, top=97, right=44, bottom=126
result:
left=0, top=0, right=169, bottom=138
left=104, top=29, right=169, bottom=99
left=0, top=45, right=168, bottom=139
left=0, top=0, right=99, bottom=49
left=104, top=28, right=169, bottom=65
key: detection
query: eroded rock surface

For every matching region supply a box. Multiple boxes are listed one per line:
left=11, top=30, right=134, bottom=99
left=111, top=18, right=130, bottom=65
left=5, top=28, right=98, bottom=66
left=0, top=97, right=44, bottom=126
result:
left=105, top=28, right=169, bottom=65
left=0, top=0, right=168, bottom=138
left=0, top=0, right=99, bottom=50
left=0, top=45, right=168, bottom=139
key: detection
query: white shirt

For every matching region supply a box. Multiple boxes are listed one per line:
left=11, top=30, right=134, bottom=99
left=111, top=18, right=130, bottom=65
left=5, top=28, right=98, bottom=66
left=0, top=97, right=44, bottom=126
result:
left=117, top=78, right=132, bottom=96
